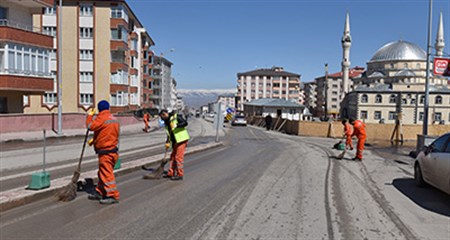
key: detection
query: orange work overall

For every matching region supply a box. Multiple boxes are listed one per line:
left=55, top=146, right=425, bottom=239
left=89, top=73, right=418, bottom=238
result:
left=167, top=141, right=188, bottom=177
left=86, top=110, right=120, bottom=200
left=344, top=123, right=354, bottom=149
left=352, top=120, right=367, bottom=160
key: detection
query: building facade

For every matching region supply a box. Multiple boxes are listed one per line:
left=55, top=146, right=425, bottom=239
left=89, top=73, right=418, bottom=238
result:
left=217, top=94, right=236, bottom=109
left=236, top=66, right=302, bottom=110
left=303, top=81, right=317, bottom=114
left=314, top=67, right=365, bottom=118
left=341, top=84, right=450, bottom=125
left=21, top=0, right=155, bottom=114
left=152, top=55, right=177, bottom=111
left=0, top=0, right=55, bottom=113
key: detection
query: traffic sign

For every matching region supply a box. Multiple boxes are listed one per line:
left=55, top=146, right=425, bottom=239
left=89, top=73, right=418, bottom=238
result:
left=433, top=57, right=450, bottom=76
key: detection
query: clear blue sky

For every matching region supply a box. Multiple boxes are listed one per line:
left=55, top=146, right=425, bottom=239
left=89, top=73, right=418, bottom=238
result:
left=127, top=0, right=450, bottom=89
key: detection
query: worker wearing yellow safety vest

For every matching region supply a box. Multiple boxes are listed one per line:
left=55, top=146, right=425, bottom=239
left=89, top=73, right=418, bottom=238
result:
left=159, top=109, right=190, bottom=181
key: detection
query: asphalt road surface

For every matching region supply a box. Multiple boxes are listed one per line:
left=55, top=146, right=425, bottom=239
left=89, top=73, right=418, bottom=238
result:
left=1, top=126, right=449, bottom=239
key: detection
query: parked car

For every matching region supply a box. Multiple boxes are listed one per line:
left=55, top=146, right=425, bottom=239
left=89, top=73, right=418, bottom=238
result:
left=231, top=115, right=247, bottom=126
left=414, top=132, right=450, bottom=195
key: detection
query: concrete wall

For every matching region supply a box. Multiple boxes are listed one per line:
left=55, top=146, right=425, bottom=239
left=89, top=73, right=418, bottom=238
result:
left=94, top=6, right=111, bottom=103
left=0, top=113, right=140, bottom=133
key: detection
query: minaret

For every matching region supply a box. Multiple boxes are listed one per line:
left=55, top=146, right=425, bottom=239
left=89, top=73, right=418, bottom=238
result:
left=341, top=12, right=352, bottom=95
left=435, top=12, right=445, bottom=57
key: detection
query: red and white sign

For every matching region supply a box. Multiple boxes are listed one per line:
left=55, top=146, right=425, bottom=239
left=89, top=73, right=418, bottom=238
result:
left=433, top=57, right=450, bottom=76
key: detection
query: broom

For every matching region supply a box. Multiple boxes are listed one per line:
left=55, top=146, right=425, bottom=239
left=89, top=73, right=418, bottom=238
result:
left=57, top=128, right=90, bottom=201
left=142, top=148, right=169, bottom=179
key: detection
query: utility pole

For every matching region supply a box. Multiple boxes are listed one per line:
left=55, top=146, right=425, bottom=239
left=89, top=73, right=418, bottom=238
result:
left=423, top=0, right=433, bottom=135
left=324, top=63, right=329, bottom=119
left=57, top=0, right=63, bottom=135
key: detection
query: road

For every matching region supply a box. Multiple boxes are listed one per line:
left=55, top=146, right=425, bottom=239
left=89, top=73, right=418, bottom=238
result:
left=1, top=125, right=449, bottom=239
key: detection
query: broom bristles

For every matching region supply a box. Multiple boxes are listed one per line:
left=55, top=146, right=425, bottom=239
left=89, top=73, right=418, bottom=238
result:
left=56, top=171, right=80, bottom=202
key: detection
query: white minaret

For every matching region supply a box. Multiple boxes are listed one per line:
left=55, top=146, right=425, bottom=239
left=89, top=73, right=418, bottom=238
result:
left=341, top=12, right=352, bottom=95
left=435, top=12, right=445, bottom=57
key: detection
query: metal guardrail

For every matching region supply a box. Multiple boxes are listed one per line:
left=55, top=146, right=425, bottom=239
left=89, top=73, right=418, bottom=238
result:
left=0, top=19, right=52, bottom=36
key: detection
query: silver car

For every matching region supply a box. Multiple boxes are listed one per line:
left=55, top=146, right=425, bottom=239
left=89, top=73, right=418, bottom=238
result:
left=231, top=116, right=247, bottom=126
left=414, top=132, right=450, bottom=195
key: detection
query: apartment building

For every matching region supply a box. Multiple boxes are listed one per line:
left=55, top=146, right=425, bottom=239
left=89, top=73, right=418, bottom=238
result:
left=303, top=81, right=317, bottom=113
left=151, top=55, right=177, bottom=110
left=236, top=66, right=302, bottom=110
left=314, top=67, right=365, bottom=118
left=0, top=0, right=54, bottom=113
left=217, top=94, right=236, bottom=109
left=24, top=0, right=155, bottom=114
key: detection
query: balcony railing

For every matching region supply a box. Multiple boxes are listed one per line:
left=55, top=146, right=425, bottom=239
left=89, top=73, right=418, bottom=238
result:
left=0, top=19, right=51, bottom=36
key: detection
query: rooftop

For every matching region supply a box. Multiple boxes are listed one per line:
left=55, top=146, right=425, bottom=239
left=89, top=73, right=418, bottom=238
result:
left=369, top=40, right=426, bottom=63
left=238, top=67, right=300, bottom=78
left=244, top=98, right=305, bottom=108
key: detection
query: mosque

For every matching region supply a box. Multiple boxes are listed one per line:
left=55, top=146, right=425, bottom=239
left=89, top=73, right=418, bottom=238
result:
left=340, top=13, right=450, bottom=125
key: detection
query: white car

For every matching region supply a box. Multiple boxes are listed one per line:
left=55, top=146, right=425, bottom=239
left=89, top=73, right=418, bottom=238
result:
left=414, top=132, right=450, bottom=195
left=231, top=116, right=247, bottom=126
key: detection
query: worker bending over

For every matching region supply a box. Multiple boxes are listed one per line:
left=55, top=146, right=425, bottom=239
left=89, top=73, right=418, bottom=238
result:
left=86, top=100, right=120, bottom=204
left=159, top=109, right=190, bottom=181
left=350, top=118, right=366, bottom=161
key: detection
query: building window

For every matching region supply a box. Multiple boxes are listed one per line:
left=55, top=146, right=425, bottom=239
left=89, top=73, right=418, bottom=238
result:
left=361, top=94, right=368, bottom=103
left=332, top=91, right=338, bottom=95
left=2, top=44, right=49, bottom=76
left=420, top=96, right=425, bottom=104
left=80, top=5, right=93, bottom=16
left=435, top=95, right=443, bottom=104
left=80, top=94, right=93, bottom=105
left=331, top=105, right=337, bottom=108
left=43, top=93, right=57, bottom=104
left=419, top=112, right=424, bottom=121
left=111, top=5, right=129, bottom=22
left=80, top=28, right=93, bottom=38
left=332, top=84, right=338, bottom=88
left=110, top=91, right=128, bottom=106
left=410, top=98, right=416, bottom=105
left=79, top=50, right=93, bottom=60
left=43, top=26, right=57, bottom=37
left=80, top=72, right=93, bottom=82
left=131, top=38, right=138, bottom=51
left=110, top=70, right=128, bottom=84
left=331, top=98, right=338, bottom=102
left=44, top=7, right=56, bottom=15
left=374, top=111, right=382, bottom=120
left=434, top=112, right=442, bottom=122
left=389, top=111, right=396, bottom=120
left=375, top=94, right=382, bottom=103
left=402, top=98, right=407, bottom=104
left=389, top=94, right=396, bottom=103
left=360, top=111, right=368, bottom=119
left=111, top=27, right=128, bottom=42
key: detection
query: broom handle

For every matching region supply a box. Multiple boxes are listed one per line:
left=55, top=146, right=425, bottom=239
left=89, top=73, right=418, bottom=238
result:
left=77, top=128, right=90, bottom=172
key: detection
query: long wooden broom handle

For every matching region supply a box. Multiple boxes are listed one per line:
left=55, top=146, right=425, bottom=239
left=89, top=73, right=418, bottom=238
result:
left=77, top=128, right=90, bottom=172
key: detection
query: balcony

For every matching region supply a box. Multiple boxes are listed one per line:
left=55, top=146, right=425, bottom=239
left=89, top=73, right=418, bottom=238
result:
left=0, top=75, right=53, bottom=93
left=0, top=20, right=53, bottom=49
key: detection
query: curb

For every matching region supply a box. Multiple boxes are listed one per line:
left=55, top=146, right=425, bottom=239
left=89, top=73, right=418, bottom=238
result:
left=0, top=142, right=223, bottom=212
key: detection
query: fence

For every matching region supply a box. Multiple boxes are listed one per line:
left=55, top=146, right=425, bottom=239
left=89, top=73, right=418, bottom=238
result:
left=248, top=116, right=450, bottom=141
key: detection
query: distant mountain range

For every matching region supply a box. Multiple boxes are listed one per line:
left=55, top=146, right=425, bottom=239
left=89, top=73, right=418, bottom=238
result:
left=177, top=89, right=235, bottom=108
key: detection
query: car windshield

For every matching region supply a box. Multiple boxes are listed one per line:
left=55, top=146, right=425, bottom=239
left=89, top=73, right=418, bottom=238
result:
left=236, top=116, right=245, bottom=119
left=431, top=134, right=450, bottom=152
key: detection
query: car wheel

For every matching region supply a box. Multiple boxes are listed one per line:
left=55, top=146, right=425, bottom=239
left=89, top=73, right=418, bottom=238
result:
left=414, top=163, right=427, bottom=187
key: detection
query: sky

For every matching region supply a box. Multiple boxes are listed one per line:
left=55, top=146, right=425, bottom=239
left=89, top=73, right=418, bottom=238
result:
left=127, top=0, right=450, bottom=90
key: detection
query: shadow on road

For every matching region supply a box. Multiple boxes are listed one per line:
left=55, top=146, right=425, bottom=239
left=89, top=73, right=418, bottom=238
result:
left=392, top=178, right=450, bottom=217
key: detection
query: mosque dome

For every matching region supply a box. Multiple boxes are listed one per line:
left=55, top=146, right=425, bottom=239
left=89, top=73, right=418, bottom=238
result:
left=369, top=40, right=426, bottom=62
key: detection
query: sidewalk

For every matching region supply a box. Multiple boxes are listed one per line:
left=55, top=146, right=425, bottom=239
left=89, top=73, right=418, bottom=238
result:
left=0, top=121, right=158, bottom=143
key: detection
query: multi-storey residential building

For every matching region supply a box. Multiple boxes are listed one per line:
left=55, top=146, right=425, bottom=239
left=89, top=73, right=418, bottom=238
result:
left=314, top=67, right=365, bottom=118
left=0, top=0, right=54, bottom=113
left=217, top=94, right=236, bottom=109
left=23, top=0, right=155, bottom=114
left=236, top=66, right=302, bottom=110
left=151, top=55, right=176, bottom=110
left=170, top=77, right=178, bottom=110
left=303, top=81, right=317, bottom=113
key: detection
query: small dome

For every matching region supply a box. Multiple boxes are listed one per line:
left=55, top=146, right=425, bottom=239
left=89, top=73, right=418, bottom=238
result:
left=370, top=41, right=426, bottom=62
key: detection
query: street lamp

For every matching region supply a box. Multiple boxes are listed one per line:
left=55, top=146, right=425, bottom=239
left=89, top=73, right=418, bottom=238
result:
left=423, top=0, right=433, bottom=136
left=57, top=0, right=63, bottom=135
